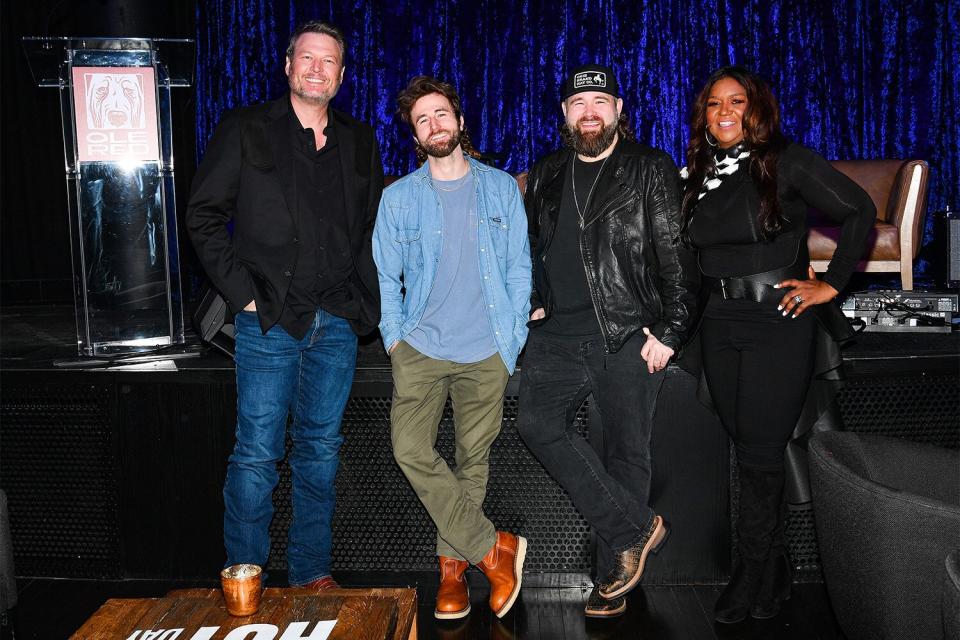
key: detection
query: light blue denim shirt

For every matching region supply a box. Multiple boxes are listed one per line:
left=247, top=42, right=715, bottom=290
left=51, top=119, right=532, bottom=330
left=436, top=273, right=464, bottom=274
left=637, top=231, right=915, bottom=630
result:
left=373, top=157, right=531, bottom=374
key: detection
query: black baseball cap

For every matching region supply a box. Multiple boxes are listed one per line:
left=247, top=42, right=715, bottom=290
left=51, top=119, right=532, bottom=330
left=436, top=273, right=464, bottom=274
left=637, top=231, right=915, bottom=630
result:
left=562, top=64, right=620, bottom=100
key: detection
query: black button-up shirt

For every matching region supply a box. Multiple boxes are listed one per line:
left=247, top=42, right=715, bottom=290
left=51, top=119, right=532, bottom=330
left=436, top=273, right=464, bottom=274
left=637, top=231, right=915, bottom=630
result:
left=279, top=106, right=356, bottom=339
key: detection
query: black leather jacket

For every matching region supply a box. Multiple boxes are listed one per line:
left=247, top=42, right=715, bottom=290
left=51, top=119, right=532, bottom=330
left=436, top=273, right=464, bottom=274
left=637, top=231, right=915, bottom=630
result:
left=524, top=138, right=699, bottom=353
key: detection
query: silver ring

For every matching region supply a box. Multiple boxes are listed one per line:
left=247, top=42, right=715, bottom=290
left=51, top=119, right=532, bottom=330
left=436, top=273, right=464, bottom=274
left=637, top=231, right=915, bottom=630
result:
left=793, top=295, right=803, bottom=304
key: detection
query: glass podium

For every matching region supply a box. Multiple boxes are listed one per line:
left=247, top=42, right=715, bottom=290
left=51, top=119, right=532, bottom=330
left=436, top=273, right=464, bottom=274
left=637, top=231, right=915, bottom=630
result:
left=23, top=37, right=194, bottom=356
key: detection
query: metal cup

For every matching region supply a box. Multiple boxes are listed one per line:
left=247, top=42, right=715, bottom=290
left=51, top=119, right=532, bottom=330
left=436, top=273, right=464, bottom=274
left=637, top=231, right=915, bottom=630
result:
left=220, top=563, right=262, bottom=616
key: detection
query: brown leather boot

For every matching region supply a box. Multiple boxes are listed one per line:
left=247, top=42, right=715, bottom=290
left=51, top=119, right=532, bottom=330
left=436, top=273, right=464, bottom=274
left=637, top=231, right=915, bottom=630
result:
left=435, top=556, right=471, bottom=620
left=477, top=531, right=527, bottom=618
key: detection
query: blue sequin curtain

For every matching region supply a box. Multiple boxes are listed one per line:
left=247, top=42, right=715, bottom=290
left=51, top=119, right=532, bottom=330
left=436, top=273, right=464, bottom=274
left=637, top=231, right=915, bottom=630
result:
left=196, top=0, right=959, bottom=254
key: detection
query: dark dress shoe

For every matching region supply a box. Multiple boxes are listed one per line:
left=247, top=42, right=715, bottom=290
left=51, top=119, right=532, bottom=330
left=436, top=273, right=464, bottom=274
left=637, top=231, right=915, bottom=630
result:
left=295, top=575, right=340, bottom=590
left=597, top=514, right=669, bottom=600
left=585, top=585, right=626, bottom=618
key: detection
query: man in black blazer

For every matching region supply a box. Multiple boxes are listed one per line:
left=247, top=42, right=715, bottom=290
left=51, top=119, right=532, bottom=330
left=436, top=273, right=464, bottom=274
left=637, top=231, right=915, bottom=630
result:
left=186, top=20, right=383, bottom=590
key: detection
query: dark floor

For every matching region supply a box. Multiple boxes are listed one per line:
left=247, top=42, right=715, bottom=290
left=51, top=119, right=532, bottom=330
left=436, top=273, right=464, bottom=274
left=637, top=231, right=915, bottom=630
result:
left=5, top=573, right=845, bottom=640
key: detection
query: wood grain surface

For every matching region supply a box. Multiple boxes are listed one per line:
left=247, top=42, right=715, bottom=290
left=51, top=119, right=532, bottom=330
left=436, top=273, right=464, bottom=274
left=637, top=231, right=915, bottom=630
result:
left=71, top=587, right=417, bottom=640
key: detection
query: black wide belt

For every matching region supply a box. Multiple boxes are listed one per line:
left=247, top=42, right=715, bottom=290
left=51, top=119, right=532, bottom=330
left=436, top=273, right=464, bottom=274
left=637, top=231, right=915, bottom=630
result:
left=703, top=262, right=807, bottom=305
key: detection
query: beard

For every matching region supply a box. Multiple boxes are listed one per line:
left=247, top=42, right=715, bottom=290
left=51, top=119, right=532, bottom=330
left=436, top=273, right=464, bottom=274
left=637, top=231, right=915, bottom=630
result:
left=566, top=117, right=619, bottom=157
left=418, top=126, right=462, bottom=159
left=289, top=76, right=339, bottom=107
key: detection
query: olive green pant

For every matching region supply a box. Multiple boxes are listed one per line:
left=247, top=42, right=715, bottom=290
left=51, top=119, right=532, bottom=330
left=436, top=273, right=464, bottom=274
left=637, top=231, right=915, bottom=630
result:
left=390, top=341, right=508, bottom=564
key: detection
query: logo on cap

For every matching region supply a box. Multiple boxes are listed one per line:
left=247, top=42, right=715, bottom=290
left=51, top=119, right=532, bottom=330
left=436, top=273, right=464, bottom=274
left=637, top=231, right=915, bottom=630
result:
left=573, top=71, right=606, bottom=89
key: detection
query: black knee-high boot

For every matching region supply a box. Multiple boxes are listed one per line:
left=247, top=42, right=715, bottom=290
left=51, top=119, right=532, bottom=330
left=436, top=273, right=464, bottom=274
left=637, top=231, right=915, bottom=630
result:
left=714, top=465, right=786, bottom=624
left=751, top=497, right=792, bottom=619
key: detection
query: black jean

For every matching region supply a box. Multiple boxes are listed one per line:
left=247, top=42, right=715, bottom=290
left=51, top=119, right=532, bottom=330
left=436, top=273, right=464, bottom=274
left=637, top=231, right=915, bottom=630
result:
left=517, top=331, right=666, bottom=577
left=699, top=297, right=817, bottom=470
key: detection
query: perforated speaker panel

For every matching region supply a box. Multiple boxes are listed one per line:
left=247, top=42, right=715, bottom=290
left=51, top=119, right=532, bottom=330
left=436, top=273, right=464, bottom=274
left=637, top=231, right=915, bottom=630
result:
left=0, top=383, right=121, bottom=578
left=785, top=503, right=821, bottom=582
left=836, top=373, right=959, bottom=448
left=2, top=364, right=954, bottom=583
left=267, top=396, right=593, bottom=573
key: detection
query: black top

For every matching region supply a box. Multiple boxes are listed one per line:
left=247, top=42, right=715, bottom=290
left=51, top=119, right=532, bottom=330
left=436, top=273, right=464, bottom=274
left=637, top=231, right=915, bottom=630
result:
left=687, top=143, right=876, bottom=294
left=281, top=107, right=356, bottom=339
left=539, top=156, right=606, bottom=337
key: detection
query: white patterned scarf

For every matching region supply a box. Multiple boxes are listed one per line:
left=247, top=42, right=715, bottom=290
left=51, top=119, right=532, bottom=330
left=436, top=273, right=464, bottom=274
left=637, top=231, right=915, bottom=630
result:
left=680, top=142, right=751, bottom=200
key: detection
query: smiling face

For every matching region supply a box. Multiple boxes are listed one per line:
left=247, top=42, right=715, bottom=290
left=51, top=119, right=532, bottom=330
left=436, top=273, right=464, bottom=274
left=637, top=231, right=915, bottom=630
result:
left=410, top=92, right=464, bottom=159
left=562, top=91, right=623, bottom=157
left=285, top=32, right=344, bottom=107
left=705, top=76, right=748, bottom=148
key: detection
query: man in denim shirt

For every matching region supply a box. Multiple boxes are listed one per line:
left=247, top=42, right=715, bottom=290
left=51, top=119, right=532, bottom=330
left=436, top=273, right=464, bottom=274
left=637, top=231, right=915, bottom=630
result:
left=373, top=76, right=531, bottom=621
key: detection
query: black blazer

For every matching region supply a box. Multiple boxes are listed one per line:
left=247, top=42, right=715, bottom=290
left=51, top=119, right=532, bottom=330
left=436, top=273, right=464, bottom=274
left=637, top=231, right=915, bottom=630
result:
left=186, top=96, right=384, bottom=335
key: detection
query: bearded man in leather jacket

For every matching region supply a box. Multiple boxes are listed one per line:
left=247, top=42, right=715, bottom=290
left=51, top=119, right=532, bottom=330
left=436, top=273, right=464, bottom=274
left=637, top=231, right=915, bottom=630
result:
left=516, top=64, right=698, bottom=619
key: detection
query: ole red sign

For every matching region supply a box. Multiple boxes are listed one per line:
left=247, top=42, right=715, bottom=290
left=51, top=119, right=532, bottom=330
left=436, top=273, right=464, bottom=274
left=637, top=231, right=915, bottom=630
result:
left=73, top=66, right=160, bottom=162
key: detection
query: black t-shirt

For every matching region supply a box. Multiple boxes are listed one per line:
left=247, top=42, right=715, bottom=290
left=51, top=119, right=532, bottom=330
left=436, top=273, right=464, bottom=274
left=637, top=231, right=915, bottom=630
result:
left=538, top=156, right=608, bottom=338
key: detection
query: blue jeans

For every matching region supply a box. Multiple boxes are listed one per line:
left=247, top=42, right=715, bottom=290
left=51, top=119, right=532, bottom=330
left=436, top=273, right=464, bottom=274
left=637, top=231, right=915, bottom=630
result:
left=517, top=331, right=665, bottom=578
left=224, top=309, right=357, bottom=585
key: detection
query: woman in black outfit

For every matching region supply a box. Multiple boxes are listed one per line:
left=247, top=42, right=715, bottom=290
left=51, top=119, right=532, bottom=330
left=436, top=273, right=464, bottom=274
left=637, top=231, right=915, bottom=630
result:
left=680, top=66, right=875, bottom=623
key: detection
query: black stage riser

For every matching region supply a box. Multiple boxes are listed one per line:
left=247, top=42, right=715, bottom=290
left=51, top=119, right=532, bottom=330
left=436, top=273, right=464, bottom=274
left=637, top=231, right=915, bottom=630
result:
left=2, top=367, right=957, bottom=584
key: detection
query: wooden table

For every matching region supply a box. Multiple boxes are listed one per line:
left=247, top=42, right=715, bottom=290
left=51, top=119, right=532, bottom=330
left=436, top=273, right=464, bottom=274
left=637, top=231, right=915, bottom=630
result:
left=71, top=587, right=417, bottom=639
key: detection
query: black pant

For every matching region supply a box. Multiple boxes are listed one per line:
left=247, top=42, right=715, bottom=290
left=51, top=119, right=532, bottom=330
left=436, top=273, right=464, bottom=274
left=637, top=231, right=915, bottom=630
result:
left=517, top=331, right=666, bottom=577
left=700, top=298, right=817, bottom=470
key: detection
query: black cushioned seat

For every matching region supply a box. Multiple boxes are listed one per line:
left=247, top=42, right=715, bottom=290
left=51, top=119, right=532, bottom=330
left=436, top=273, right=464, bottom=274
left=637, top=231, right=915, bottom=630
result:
left=809, top=431, right=960, bottom=640
left=945, top=551, right=960, bottom=640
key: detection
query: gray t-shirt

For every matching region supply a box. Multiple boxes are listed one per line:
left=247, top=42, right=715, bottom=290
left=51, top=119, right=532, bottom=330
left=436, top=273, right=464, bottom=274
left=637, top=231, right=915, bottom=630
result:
left=405, top=171, right=498, bottom=363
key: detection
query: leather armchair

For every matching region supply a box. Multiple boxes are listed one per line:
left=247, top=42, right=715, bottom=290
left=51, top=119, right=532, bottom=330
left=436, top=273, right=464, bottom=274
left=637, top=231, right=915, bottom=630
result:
left=807, top=159, right=929, bottom=290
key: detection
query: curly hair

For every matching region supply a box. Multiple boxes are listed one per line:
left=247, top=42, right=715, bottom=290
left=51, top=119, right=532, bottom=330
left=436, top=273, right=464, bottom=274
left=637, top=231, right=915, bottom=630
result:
left=396, top=75, right=481, bottom=165
left=681, top=66, right=788, bottom=239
